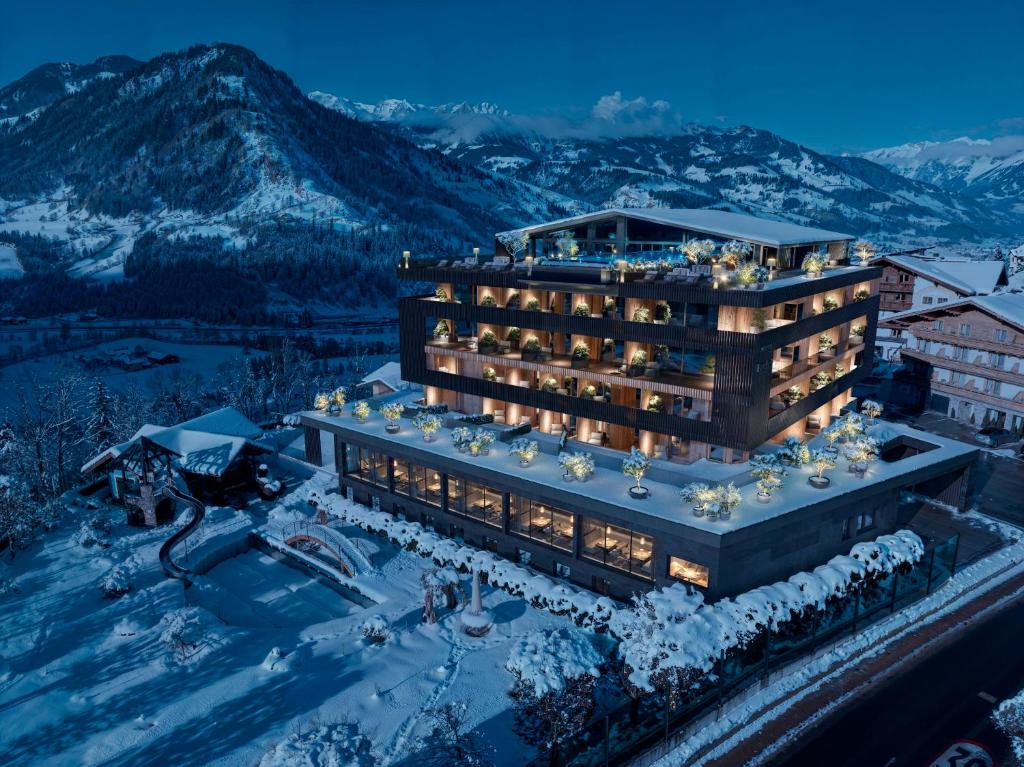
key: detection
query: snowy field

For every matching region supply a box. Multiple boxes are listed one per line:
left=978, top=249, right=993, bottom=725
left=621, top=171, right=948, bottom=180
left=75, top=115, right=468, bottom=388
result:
left=0, top=476, right=585, bottom=766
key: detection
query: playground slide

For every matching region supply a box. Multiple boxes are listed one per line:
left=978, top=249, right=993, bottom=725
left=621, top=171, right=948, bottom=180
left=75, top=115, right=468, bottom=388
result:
left=158, top=486, right=206, bottom=585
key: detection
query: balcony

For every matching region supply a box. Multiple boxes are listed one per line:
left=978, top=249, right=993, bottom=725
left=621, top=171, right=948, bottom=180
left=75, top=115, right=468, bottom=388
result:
left=425, top=338, right=714, bottom=399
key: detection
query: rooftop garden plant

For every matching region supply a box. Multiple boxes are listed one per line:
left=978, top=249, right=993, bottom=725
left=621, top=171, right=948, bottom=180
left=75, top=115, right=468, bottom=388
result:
left=841, top=413, right=865, bottom=438
left=681, top=482, right=717, bottom=517
left=480, top=294, right=497, bottom=307
left=434, top=286, right=449, bottom=302
left=735, top=260, right=758, bottom=286
left=681, top=238, right=716, bottom=264
left=754, top=265, right=770, bottom=283
left=433, top=319, right=450, bottom=339
left=555, top=230, right=580, bottom=258
left=380, top=402, right=405, bottom=433
left=574, top=302, right=591, bottom=317
left=509, top=438, right=539, bottom=466
left=525, top=297, right=541, bottom=311
left=470, top=428, right=495, bottom=455
left=329, top=387, right=347, bottom=414
left=412, top=411, right=441, bottom=442
left=822, top=424, right=843, bottom=449
left=622, top=447, right=652, bottom=499
left=714, top=483, right=742, bottom=520
left=809, top=448, right=838, bottom=488
left=802, top=253, right=827, bottom=276
left=842, top=436, right=879, bottom=477
left=505, top=290, right=520, bottom=308
left=629, top=349, right=648, bottom=374
left=749, top=454, right=787, bottom=501
left=779, top=436, right=811, bottom=467
left=781, top=386, right=805, bottom=406
left=861, top=399, right=883, bottom=423
left=559, top=451, right=595, bottom=481
left=451, top=426, right=474, bottom=451
left=313, top=392, right=330, bottom=411
left=720, top=240, right=753, bottom=268
left=496, top=229, right=529, bottom=261
left=352, top=401, right=370, bottom=423
left=632, top=306, right=651, bottom=323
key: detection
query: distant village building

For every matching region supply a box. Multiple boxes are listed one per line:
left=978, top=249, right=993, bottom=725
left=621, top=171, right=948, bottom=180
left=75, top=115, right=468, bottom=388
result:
left=872, top=252, right=1007, bottom=362
left=359, top=361, right=409, bottom=397
left=882, top=293, right=1024, bottom=432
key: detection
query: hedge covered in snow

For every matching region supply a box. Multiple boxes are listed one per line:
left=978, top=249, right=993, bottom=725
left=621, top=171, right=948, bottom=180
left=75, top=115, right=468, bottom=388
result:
left=611, top=529, right=925, bottom=695
left=309, top=488, right=926, bottom=699
left=308, top=490, right=618, bottom=631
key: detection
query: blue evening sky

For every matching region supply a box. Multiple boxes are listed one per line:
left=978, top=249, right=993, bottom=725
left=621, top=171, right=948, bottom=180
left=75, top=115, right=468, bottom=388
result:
left=3, top=0, right=1019, bottom=152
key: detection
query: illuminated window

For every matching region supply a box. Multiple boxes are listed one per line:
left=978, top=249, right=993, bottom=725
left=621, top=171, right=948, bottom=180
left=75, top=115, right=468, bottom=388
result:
left=582, top=519, right=655, bottom=579
left=511, top=497, right=574, bottom=551
left=668, top=556, right=709, bottom=588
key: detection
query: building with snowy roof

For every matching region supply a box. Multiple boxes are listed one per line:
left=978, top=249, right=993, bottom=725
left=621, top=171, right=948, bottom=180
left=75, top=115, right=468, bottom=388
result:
left=301, top=211, right=976, bottom=601
left=871, top=251, right=1007, bottom=362
left=882, top=292, right=1024, bottom=433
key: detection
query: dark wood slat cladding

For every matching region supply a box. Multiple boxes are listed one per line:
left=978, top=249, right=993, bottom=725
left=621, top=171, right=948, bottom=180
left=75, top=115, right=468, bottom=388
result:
left=762, top=295, right=880, bottom=348
left=399, top=265, right=881, bottom=308
left=765, top=364, right=872, bottom=437
left=303, top=425, right=322, bottom=467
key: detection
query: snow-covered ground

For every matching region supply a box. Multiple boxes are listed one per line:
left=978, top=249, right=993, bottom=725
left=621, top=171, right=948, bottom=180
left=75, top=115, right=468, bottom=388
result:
left=0, top=242, right=23, bottom=278
left=0, top=475, right=586, bottom=766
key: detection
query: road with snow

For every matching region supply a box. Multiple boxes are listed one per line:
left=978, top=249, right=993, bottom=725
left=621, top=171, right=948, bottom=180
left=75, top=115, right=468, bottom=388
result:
left=769, top=595, right=1024, bottom=767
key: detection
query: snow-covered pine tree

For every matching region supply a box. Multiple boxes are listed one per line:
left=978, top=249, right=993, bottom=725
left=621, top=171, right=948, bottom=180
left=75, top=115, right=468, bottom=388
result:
left=87, top=380, right=117, bottom=451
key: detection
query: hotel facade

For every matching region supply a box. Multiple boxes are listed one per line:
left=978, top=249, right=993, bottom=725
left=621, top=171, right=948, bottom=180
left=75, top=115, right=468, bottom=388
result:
left=302, top=209, right=976, bottom=601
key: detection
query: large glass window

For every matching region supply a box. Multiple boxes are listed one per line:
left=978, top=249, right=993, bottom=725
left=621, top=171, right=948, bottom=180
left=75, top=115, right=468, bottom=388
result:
left=582, top=518, right=655, bottom=579
left=511, top=497, right=574, bottom=551
left=414, top=465, right=443, bottom=507
left=464, top=480, right=503, bottom=527
left=668, top=556, right=709, bottom=588
left=344, top=445, right=388, bottom=489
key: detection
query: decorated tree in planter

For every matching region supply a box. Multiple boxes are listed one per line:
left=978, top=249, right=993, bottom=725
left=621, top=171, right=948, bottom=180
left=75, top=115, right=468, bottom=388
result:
left=622, top=447, right=652, bottom=498
left=558, top=451, right=595, bottom=481
left=699, top=354, right=716, bottom=375
left=681, top=238, right=716, bottom=264
left=811, top=371, right=832, bottom=390
left=313, top=392, right=330, bottom=411
left=632, top=306, right=652, bottom=323
left=779, top=436, right=811, bottom=467
left=434, top=286, right=449, bottom=302
left=749, top=455, right=787, bottom=501
left=854, top=240, right=876, bottom=264
left=735, top=260, right=758, bottom=287
left=720, top=239, right=752, bottom=268
left=380, top=402, right=405, bottom=432
left=352, top=401, right=370, bottom=423
left=781, top=386, right=805, bottom=406
left=817, top=334, right=835, bottom=354
left=525, top=297, right=541, bottom=311
left=646, top=394, right=664, bottom=413
left=451, top=426, right=474, bottom=452
left=714, top=483, right=742, bottom=520
left=497, top=229, right=529, bottom=262
left=482, top=366, right=497, bottom=382
left=822, top=295, right=840, bottom=311
left=842, top=436, right=879, bottom=477
left=480, top=294, right=497, bottom=307
left=505, top=628, right=601, bottom=759
left=841, top=413, right=866, bottom=439
left=574, top=302, right=591, bottom=317
left=581, top=384, right=597, bottom=399
left=433, top=319, right=451, bottom=340
left=470, top=429, right=495, bottom=456
left=809, top=448, right=838, bottom=487
left=681, top=482, right=718, bottom=517
left=802, top=253, right=827, bottom=276
left=330, top=387, right=347, bottom=415
left=506, top=326, right=521, bottom=346
left=571, top=343, right=590, bottom=365
left=629, top=349, right=648, bottom=375
left=413, top=412, right=441, bottom=442
left=541, top=377, right=559, bottom=393
left=822, top=424, right=843, bottom=450
left=861, top=399, right=884, bottom=423
left=509, top=438, right=539, bottom=466
left=478, top=329, right=499, bottom=349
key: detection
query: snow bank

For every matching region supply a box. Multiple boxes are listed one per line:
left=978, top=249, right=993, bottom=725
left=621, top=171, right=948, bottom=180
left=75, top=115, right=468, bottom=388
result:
left=258, top=721, right=375, bottom=767
left=505, top=628, right=602, bottom=697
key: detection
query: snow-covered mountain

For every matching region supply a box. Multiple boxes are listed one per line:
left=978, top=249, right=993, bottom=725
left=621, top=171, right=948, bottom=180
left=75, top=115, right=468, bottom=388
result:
left=0, top=45, right=578, bottom=280
left=313, top=94, right=1021, bottom=244
left=863, top=136, right=1024, bottom=217
left=307, top=92, right=509, bottom=122
left=0, top=55, right=140, bottom=124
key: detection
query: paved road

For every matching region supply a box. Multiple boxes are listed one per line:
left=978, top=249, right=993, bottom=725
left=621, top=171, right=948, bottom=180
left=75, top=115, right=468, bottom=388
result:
left=769, top=596, right=1024, bottom=767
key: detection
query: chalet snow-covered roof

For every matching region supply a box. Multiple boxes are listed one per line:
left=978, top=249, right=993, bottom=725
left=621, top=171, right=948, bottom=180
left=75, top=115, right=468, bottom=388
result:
left=880, top=291, right=1024, bottom=333
left=360, top=361, right=406, bottom=392
left=503, top=208, right=854, bottom=247
left=874, top=254, right=1006, bottom=296
left=81, top=407, right=271, bottom=476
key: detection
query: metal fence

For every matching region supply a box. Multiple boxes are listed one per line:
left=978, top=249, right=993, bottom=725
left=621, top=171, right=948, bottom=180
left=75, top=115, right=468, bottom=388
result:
left=536, top=534, right=960, bottom=767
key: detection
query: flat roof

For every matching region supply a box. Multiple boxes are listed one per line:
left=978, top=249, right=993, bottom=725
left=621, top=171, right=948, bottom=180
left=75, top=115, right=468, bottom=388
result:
left=503, top=208, right=855, bottom=248
left=301, top=406, right=976, bottom=538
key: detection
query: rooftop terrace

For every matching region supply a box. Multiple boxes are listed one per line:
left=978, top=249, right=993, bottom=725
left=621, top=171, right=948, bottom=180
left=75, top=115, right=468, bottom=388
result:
left=301, top=400, right=977, bottom=538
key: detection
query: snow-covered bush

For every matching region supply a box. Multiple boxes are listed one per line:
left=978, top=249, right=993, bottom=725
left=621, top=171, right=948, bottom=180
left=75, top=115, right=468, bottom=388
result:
left=471, top=429, right=495, bottom=455
left=159, top=607, right=218, bottom=665
left=842, top=436, right=880, bottom=475
left=509, top=438, right=539, bottom=465
left=331, top=387, right=346, bottom=410
left=616, top=529, right=926, bottom=701
left=841, top=413, right=866, bottom=438
left=810, top=448, right=838, bottom=480
left=680, top=482, right=716, bottom=514
left=506, top=628, right=602, bottom=753
left=802, top=252, right=827, bottom=275
left=360, top=615, right=391, bottom=645
left=74, top=513, right=113, bottom=549
left=258, top=720, right=375, bottom=767
left=714, top=483, right=742, bottom=518
left=994, top=690, right=1024, bottom=764
left=100, top=561, right=135, bottom=599
left=313, top=392, right=330, bottom=411
left=451, top=426, right=474, bottom=451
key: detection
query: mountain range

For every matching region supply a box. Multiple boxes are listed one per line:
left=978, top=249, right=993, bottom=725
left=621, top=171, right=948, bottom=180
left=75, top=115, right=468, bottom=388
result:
left=0, top=43, right=1019, bottom=318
